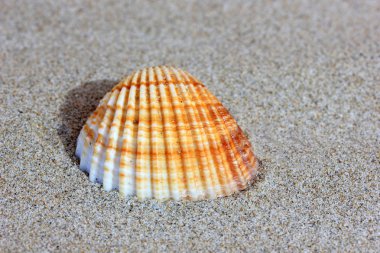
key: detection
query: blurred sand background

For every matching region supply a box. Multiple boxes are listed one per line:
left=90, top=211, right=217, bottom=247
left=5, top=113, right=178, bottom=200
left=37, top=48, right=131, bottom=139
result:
left=0, top=0, right=379, bottom=251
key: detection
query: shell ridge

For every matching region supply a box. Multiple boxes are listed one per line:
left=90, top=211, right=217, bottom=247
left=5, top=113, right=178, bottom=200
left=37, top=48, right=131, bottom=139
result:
left=79, top=92, right=112, bottom=169
left=135, top=69, right=153, bottom=199
left=88, top=90, right=117, bottom=182
left=91, top=91, right=119, bottom=184
left=188, top=86, right=223, bottom=197
left=147, top=68, right=155, bottom=199
left=103, top=87, right=129, bottom=191
left=185, top=82, right=228, bottom=196
left=113, top=87, right=131, bottom=189
left=112, top=81, right=131, bottom=189
left=173, top=68, right=209, bottom=198
left=156, top=87, right=173, bottom=199
left=159, top=83, right=182, bottom=198
left=168, top=68, right=206, bottom=199
left=161, top=66, right=188, bottom=199
left=90, top=89, right=120, bottom=184
left=174, top=67, right=213, bottom=198
left=207, top=91, right=255, bottom=183
left=177, top=83, right=210, bottom=198
left=200, top=86, right=238, bottom=193
left=221, top=111, right=255, bottom=177
left=192, top=87, right=237, bottom=194
left=155, top=67, right=176, bottom=199
left=182, top=75, right=236, bottom=193
left=182, top=68, right=233, bottom=196
left=149, top=68, right=169, bottom=200
left=208, top=91, right=250, bottom=188
left=119, top=74, right=140, bottom=196
left=201, top=88, right=249, bottom=188
left=231, top=125, right=257, bottom=180
left=135, top=70, right=144, bottom=198
left=195, top=85, right=244, bottom=189
left=167, top=83, right=192, bottom=199
left=174, top=70, right=215, bottom=198
left=114, top=87, right=131, bottom=189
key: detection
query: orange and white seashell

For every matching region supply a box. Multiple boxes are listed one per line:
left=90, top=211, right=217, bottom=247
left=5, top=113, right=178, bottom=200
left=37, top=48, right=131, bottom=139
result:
left=75, top=66, right=258, bottom=200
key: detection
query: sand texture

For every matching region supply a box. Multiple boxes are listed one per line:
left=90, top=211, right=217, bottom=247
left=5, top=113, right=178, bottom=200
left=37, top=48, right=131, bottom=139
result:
left=0, top=0, right=379, bottom=252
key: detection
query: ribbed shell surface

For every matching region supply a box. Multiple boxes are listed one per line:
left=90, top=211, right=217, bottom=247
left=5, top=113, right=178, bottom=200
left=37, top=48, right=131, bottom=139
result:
left=75, top=66, right=258, bottom=200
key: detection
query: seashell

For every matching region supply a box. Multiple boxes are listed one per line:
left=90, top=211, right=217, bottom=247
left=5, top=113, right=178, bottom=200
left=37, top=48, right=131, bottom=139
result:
left=75, top=66, right=258, bottom=200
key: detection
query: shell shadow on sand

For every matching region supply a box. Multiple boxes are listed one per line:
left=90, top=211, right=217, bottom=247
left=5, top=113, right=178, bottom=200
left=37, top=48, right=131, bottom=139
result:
left=58, top=80, right=118, bottom=164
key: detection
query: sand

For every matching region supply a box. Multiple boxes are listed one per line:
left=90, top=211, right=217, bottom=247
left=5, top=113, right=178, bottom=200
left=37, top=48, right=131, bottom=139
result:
left=0, top=0, right=379, bottom=252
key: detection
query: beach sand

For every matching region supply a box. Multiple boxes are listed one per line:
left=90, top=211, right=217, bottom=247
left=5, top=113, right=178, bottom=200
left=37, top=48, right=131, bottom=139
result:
left=0, top=0, right=379, bottom=251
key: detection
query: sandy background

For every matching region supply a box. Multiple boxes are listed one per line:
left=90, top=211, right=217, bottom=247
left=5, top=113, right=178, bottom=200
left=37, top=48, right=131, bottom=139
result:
left=1, top=0, right=379, bottom=252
